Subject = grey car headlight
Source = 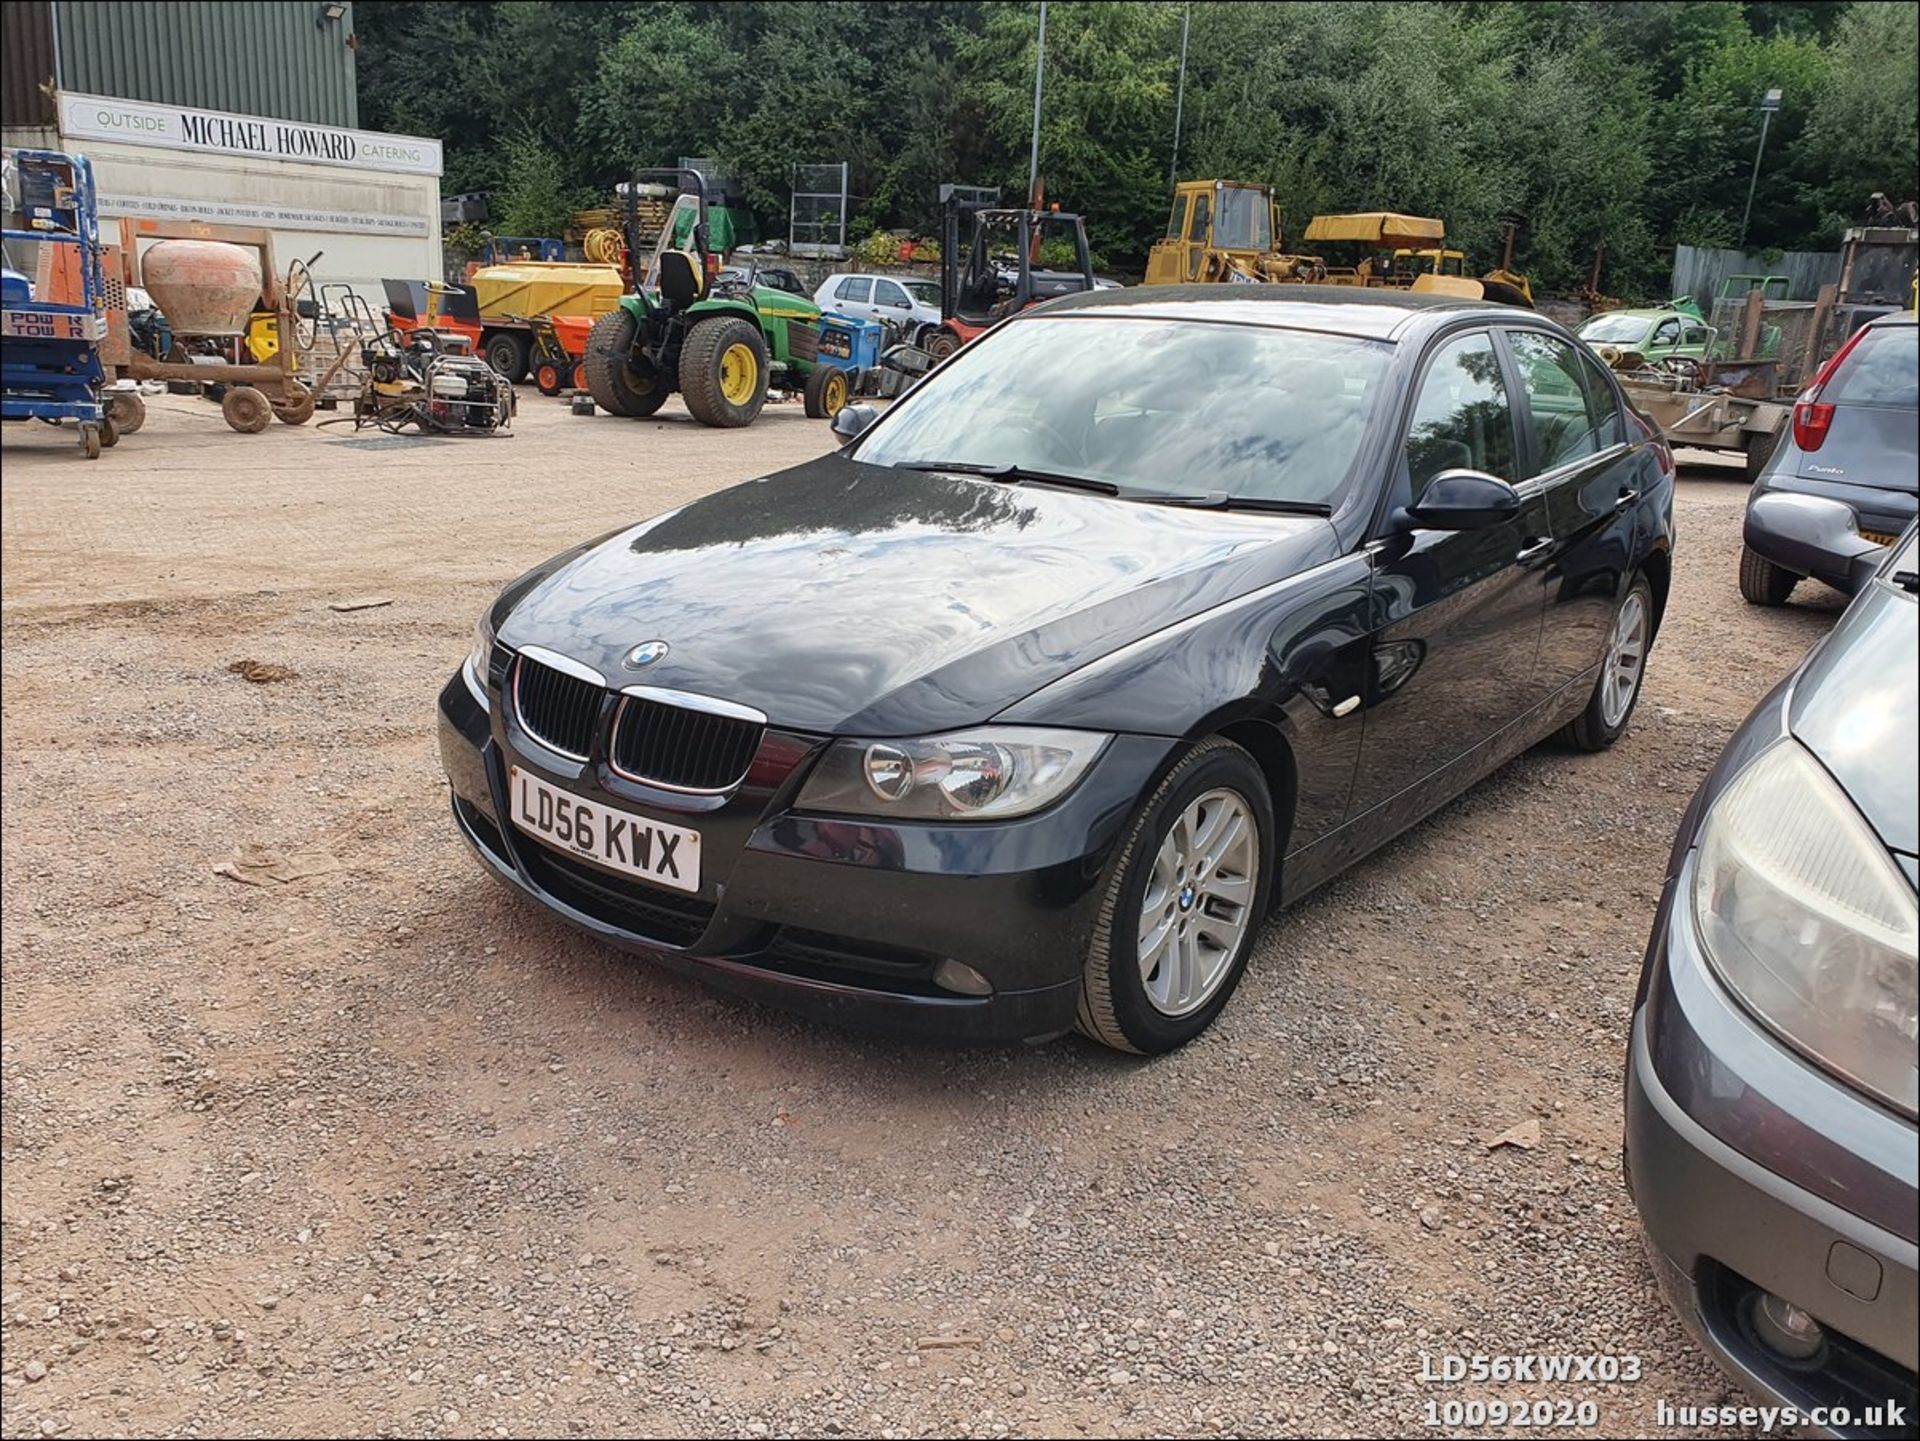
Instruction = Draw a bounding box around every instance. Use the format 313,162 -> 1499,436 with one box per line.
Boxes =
1691,739 -> 1919,1117
796,727 -> 1110,821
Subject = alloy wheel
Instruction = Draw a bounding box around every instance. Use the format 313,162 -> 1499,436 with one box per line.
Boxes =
1601,590 -> 1648,729
1137,788 -> 1259,1017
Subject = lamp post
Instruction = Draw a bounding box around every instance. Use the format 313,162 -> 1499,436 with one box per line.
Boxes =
1028,1 -> 1047,205
1169,3 -> 1190,191
1738,87 -> 1783,250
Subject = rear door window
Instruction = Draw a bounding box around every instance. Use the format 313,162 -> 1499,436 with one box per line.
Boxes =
838,277 -> 872,303
1826,325 -> 1919,409
1507,331 -> 1617,475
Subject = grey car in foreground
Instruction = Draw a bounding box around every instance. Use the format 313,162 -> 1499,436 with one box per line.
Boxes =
1742,313 -> 1917,606
1626,525 -> 1919,1438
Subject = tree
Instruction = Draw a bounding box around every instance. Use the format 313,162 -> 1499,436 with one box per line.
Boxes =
352,0 -> 1917,301
1795,1 -> 1920,238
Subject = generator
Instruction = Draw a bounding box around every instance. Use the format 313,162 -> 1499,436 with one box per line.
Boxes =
351,327 -> 514,437
805,312 -> 907,418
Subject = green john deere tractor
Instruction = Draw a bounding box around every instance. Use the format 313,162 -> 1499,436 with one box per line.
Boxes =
584,168 -> 823,427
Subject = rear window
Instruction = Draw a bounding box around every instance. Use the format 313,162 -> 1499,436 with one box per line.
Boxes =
1826,325 -> 1918,409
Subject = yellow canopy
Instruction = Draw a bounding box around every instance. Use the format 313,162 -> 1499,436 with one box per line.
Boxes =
1302,212 -> 1447,248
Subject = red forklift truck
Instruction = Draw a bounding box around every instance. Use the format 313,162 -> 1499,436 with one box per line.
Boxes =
918,187 -> 1097,361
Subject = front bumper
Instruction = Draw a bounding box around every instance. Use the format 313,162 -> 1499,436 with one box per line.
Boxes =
438,667 -> 1178,1043
1625,861 -> 1918,1438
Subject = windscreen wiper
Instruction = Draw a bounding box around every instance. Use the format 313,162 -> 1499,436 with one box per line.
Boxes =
892,460 -> 1120,495
1133,491 -> 1334,516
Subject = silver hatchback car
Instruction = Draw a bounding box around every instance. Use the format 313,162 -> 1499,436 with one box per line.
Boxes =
1626,525 -> 1918,1437
1742,313 -> 1918,605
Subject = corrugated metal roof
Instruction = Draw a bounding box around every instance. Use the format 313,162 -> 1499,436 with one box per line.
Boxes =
2,2 -> 58,127
52,0 -> 358,128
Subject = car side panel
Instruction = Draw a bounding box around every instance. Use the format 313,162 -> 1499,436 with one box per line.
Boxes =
994,552 -> 1374,869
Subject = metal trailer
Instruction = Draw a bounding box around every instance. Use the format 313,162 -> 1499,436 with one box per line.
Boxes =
1,149 -> 113,458
1617,360 -> 1792,483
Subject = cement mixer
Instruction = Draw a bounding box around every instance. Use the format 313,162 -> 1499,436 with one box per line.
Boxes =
110,218 -> 315,431
139,238 -> 261,336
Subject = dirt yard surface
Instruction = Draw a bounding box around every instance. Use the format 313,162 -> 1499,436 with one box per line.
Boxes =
2,398 -> 1846,1439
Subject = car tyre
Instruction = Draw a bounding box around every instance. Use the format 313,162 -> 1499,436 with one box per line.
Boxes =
1738,544 -> 1799,606
1076,738 -> 1275,1055
1558,575 -> 1654,751
1742,426 -> 1782,485
584,308 -> 669,418
679,316 -> 769,428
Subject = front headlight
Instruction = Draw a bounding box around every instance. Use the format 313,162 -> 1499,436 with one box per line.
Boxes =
465,609 -> 496,694
795,727 -> 1110,821
1691,739 -> 1918,1117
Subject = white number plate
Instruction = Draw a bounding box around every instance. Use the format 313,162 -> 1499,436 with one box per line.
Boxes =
508,766 -> 701,894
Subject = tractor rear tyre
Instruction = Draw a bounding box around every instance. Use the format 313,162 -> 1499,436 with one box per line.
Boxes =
103,391 -> 147,434
221,386 -> 273,434
803,364 -> 851,420
924,327 -> 961,361
679,316 -> 769,428
584,308 -> 669,418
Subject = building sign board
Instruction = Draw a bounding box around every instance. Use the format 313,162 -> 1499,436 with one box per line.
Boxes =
98,192 -> 432,238
58,92 -> 442,177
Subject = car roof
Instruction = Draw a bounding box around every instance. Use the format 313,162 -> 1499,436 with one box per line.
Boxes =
1867,311 -> 1918,328
1040,283 -> 1528,340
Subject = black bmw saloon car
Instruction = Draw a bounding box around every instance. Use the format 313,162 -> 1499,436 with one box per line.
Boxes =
439,285 -> 1676,1053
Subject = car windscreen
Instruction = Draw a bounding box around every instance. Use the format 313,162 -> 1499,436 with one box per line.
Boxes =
852,314 -> 1392,505
1579,313 -> 1653,345
1825,325 -> 1918,410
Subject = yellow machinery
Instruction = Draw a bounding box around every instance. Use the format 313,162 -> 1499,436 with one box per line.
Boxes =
467,260 -> 623,323
1293,213 -> 1534,304
1146,180 -> 1322,285
1299,213 -> 1448,287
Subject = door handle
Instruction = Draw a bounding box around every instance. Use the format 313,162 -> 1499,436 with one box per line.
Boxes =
1613,487 -> 1641,513
1516,537 -> 1554,565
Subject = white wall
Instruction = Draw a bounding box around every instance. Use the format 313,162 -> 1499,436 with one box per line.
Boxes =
56,134 -> 441,308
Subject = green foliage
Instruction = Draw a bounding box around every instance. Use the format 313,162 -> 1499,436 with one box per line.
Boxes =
491,130 -> 584,238
355,0 -> 1919,302
1795,2 -> 1920,238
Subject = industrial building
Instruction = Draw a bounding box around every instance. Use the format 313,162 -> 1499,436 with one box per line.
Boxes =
1,0 -> 440,300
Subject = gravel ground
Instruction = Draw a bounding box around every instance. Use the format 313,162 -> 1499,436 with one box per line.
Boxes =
1,396 -> 1849,1439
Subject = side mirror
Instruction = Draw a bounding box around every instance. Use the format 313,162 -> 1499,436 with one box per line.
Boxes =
831,403 -> 878,443
1401,470 -> 1521,531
